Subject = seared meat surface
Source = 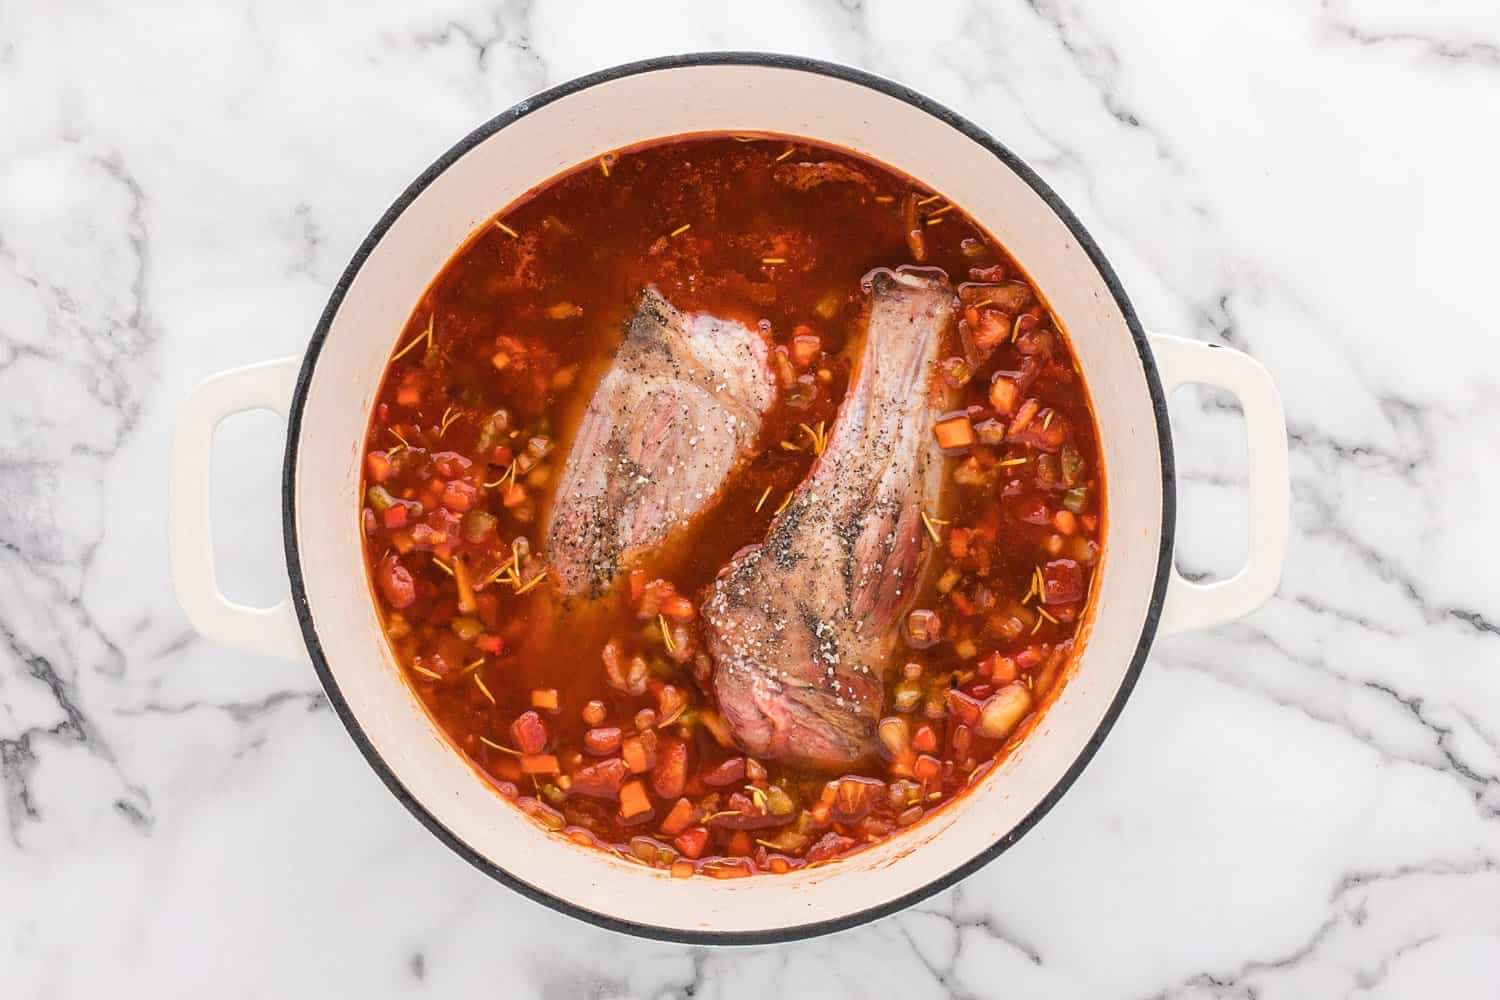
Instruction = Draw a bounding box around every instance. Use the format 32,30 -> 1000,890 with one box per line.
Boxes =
547,288 -> 775,597
703,268 -> 958,766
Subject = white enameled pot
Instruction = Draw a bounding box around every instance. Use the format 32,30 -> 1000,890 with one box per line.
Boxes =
168,54 -> 1289,943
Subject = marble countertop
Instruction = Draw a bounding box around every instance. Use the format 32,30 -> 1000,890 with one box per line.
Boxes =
4,1 -> 1498,996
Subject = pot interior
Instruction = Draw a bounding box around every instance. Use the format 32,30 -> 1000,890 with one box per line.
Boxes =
288,58 -> 1167,938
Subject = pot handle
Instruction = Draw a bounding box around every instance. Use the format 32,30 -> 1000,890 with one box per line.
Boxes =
1148,333 -> 1289,636
169,357 -> 306,660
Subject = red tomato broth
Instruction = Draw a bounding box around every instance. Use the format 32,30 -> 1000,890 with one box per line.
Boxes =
359,133 -> 1105,877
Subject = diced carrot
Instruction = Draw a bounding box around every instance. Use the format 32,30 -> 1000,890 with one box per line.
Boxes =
382,504 -> 407,529
670,860 -> 696,878
980,653 -> 1018,684
531,688 -> 559,712
706,860 -> 752,879
661,595 -> 696,621
913,754 -> 942,782
619,779 -> 652,820
950,590 -> 975,616
933,413 -> 975,451
949,528 -> 971,560
989,375 -> 1020,415
790,330 -> 821,366
622,735 -> 655,774
519,754 -> 559,775
476,634 -> 504,655
1007,398 -> 1040,438
1053,510 -> 1077,535
441,480 -> 477,512
366,452 -> 393,483
396,386 -> 421,407
629,570 -> 647,602
659,797 -> 695,835
673,826 -> 709,859
727,831 -> 753,856
501,482 -> 528,508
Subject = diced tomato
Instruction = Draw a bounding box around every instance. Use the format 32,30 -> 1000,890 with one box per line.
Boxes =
673,827 -> 709,859
661,595 -> 696,621
659,797 -> 695,836
913,724 -> 938,754
441,480 -> 477,512
629,570 -> 647,603
375,555 -> 415,609
652,739 -> 689,798
584,727 -> 622,756
944,689 -> 982,727
701,757 -> 746,787
382,504 -> 408,529
511,711 -> 549,754
571,758 -> 627,799
432,451 -> 473,478
1014,325 -> 1053,359
1015,646 -> 1045,671
971,309 -> 1009,349
476,634 -> 504,655
832,777 -> 883,824
619,780 -> 652,820
1012,409 -> 1069,452
950,590 -> 975,616
655,684 -> 687,725
1042,559 -> 1084,604
980,653 -> 1018,684
806,832 -> 856,863
1017,496 -> 1052,526
913,754 -> 942,782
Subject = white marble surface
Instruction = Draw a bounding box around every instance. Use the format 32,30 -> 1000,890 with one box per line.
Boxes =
3,0 -> 1498,996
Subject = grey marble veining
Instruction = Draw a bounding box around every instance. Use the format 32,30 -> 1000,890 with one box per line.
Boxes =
2,0 -> 1497,996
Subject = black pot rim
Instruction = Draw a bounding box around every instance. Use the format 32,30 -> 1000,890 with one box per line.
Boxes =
282,50 -> 1175,946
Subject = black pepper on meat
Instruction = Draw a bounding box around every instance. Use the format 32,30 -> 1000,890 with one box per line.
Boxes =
702,267 -> 958,767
